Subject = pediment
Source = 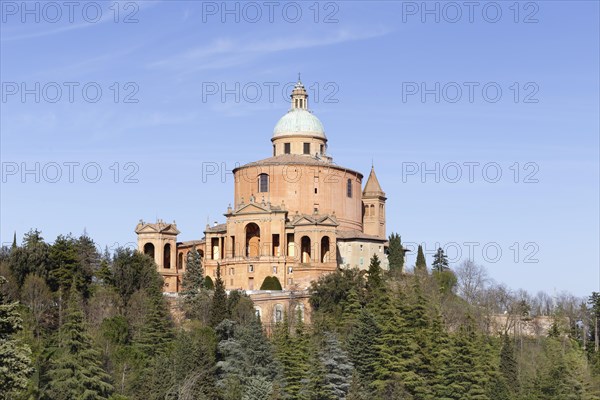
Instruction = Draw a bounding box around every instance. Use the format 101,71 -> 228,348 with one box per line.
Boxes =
135,223 -> 180,235
234,202 -> 270,214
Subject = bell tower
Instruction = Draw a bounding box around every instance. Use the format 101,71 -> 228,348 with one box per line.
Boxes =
135,219 -> 180,292
362,166 -> 387,239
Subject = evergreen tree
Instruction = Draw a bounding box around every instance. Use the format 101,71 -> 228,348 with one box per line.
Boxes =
340,288 -> 362,337
415,245 -> 427,273
9,229 -> 50,287
372,290 -> 426,398
216,316 -> 277,399
210,263 -> 229,327
387,233 -> 404,274
366,254 -> 384,300
347,309 -> 381,389
301,349 -> 336,400
0,276 -> 33,399
45,285 -> 114,400
319,332 -> 353,399
272,312 -> 310,399
181,248 -> 204,296
111,248 -> 162,306
499,333 -> 519,395
431,248 -> 449,273
435,320 -> 489,400
133,287 -> 173,358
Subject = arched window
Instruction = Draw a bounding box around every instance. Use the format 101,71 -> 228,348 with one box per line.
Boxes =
321,236 -> 330,263
164,243 -> 171,269
274,304 -> 284,323
177,252 -> 183,269
301,236 -> 311,263
258,173 -> 269,193
245,223 -> 260,257
346,179 -> 352,198
370,204 -> 375,217
143,243 -> 155,259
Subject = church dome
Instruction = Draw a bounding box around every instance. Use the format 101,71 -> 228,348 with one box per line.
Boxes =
273,108 -> 326,139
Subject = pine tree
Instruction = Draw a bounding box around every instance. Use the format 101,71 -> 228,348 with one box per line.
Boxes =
340,288 -> 362,337
347,309 -> 381,389
272,312 -> 309,399
415,245 -> 427,273
210,263 -> 229,327
182,248 -> 204,296
133,287 -> 173,358
0,276 -> 33,399
45,285 -> 114,400
372,290 -> 426,398
436,320 -> 489,400
387,233 -> 404,274
432,248 -> 449,273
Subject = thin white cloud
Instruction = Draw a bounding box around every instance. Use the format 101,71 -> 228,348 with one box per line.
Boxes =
1,1 -> 160,42
148,26 -> 392,72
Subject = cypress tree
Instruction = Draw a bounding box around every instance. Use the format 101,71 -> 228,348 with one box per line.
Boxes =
387,233 -> 405,274
366,254 -> 384,300
210,263 -> 229,327
415,245 -> 427,273
0,276 -> 33,399
499,333 -> 519,395
181,248 -> 204,296
45,285 -> 114,400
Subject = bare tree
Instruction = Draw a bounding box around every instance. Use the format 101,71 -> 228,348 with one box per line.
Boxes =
21,273 -> 54,339
455,260 -> 489,305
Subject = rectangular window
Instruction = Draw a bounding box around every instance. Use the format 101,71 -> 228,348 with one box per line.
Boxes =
320,144 -> 324,154
347,179 -> 353,198
284,143 -> 291,154
273,265 -> 277,274
231,236 -> 235,257
248,277 -> 254,290
248,264 -> 254,273
273,144 -> 276,156
314,188 -> 318,194
288,266 -> 293,274
272,234 -> 280,256
303,142 -> 310,154
288,278 -> 293,285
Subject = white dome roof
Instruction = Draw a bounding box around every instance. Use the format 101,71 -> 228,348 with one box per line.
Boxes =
273,109 -> 326,139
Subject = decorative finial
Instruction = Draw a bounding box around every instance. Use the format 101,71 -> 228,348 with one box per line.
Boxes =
298,72 -> 301,82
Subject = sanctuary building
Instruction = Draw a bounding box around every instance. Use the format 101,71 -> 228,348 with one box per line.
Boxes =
135,79 -> 390,321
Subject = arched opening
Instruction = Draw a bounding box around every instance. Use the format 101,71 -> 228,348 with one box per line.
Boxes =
347,178 -> 353,198
143,242 -> 155,259
258,173 -> 269,193
370,204 -> 375,217
301,236 -> 311,263
164,243 -> 171,268
321,236 -> 330,263
245,223 -> 260,258
274,304 -> 284,323
177,252 -> 183,269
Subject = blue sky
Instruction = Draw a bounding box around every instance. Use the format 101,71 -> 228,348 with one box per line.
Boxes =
1,1 -> 598,297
